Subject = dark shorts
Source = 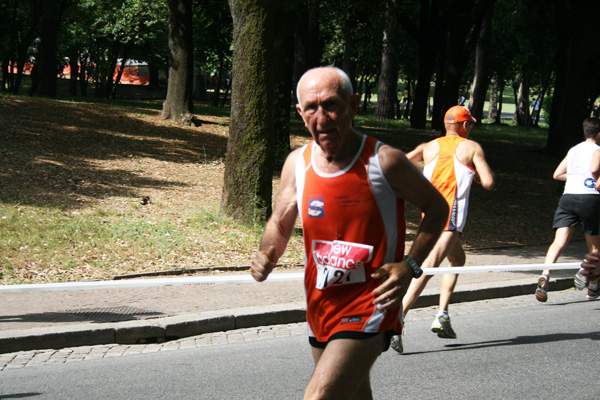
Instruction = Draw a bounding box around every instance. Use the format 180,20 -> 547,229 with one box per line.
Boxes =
552,194 -> 600,235
309,330 -> 395,352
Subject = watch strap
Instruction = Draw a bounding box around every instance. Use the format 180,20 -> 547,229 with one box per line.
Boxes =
403,255 -> 423,278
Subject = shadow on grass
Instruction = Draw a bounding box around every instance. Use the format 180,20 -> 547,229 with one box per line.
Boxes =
0,95 -> 228,210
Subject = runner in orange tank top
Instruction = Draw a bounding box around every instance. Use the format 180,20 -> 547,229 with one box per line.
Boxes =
251,67 -> 448,399
390,106 -> 495,354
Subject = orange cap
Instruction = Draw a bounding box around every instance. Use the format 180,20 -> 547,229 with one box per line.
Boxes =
444,106 -> 477,124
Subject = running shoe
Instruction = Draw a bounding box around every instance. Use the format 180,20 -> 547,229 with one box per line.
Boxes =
390,318 -> 405,354
574,271 -> 589,291
431,314 -> 456,339
586,286 -> 599,300
535,276 -> 549,302
390,334 -> 403,354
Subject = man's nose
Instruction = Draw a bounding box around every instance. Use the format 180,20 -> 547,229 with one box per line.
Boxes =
315,105 -> 329,123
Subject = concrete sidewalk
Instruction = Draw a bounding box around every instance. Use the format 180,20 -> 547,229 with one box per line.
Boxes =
0,242 -> 588,354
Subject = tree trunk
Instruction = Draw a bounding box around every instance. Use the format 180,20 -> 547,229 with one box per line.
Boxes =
271,4 -> 296,171
103,43 -> 117,98
29,0 -> 67,97
193,71 -> 208,101
532,74 -> 553,126
211,53 -> 221,106
148,64 -> 160,88
405,0 -> 443,130
293,0 -> 320,86
431,50 -> 446,131
488,75 -> 497,121
79,55 -> 89,97
468,4 -> 493,125
374,0 -> 400,120
222,0 -> 277,222
110,55 -> 128,100
68,55 -> 79,96
515,72 -> 530,127
342,7 -> 359,90
161,0 -> 194,124
546,2 -> 600,155
402,79 -> 413,120
434,0 -> 492,130
495,75 -> 505,125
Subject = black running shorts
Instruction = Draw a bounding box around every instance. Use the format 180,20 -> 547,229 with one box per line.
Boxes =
552,193 -> 600,235
309,329 -> 395,352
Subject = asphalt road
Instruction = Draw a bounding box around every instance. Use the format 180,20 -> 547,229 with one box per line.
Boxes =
1,289 -> 598,399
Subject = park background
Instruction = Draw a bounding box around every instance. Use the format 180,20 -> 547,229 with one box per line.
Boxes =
1,0 -> 599,284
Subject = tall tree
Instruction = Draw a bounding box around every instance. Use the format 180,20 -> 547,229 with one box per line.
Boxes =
1,0 -> 41,94
222,0 -> 277,222
468,3 -> 492,125
374,0 -> 400,120
29,0 -> 69,97
271,1 -> 297,170
546,1 -> 600,155
400,0 -> 445,129
161,0 -> 194,124
431,0 -> 492,130
293,0 -> 320,85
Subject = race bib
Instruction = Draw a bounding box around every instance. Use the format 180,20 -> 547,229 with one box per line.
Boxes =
312,240 -> 372,290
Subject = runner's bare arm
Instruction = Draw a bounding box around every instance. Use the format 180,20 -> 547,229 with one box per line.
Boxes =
250,149 -> 300,282
591,149 -> 600,182
406,143 -> 425,164
371,145 -> 448,310
553,156 -> 568,181
471,142 -> 495,190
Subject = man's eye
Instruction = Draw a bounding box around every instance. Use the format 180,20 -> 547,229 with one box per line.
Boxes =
324,101 -> 338,111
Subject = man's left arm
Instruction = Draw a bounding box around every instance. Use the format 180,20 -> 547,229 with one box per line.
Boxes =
471,142 -> 495,190
371,145 -> 448,311
581,253 -> 600,279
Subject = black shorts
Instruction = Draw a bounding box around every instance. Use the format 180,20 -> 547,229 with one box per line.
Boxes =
309,330 -> 395,352
552,194 -> 600,235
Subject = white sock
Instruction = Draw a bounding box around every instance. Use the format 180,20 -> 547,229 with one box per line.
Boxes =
589,282 -> 599,290
437,310 -> 449,319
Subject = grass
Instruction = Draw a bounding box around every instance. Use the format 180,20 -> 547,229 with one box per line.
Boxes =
471,123 -> 549,147
0,200 -> 291,284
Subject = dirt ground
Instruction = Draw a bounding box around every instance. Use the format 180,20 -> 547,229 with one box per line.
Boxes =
0,87 -> 573,282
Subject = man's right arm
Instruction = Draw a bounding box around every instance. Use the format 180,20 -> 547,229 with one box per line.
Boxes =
553,156 -> 568,181
250,149 -> 300,282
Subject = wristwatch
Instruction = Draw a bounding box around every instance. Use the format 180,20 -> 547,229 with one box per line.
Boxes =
403,255 -> 423,278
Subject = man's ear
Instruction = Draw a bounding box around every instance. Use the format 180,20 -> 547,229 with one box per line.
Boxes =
296,104 -> 308,128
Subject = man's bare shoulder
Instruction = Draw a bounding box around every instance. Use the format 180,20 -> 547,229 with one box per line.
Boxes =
377,143 -> 407,161
283,145 -> 306,165
457,137 -> 485,153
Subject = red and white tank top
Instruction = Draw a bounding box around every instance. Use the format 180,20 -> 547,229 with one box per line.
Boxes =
295,134 -> 405,342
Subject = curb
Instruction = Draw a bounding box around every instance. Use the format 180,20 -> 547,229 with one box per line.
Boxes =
0,279 -> 574,354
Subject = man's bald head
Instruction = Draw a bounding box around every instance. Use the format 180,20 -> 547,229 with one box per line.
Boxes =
296,67 -> 353,110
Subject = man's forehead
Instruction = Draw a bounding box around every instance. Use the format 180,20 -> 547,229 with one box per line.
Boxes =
301,70 -> 340,91
300,76 -> 342,101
